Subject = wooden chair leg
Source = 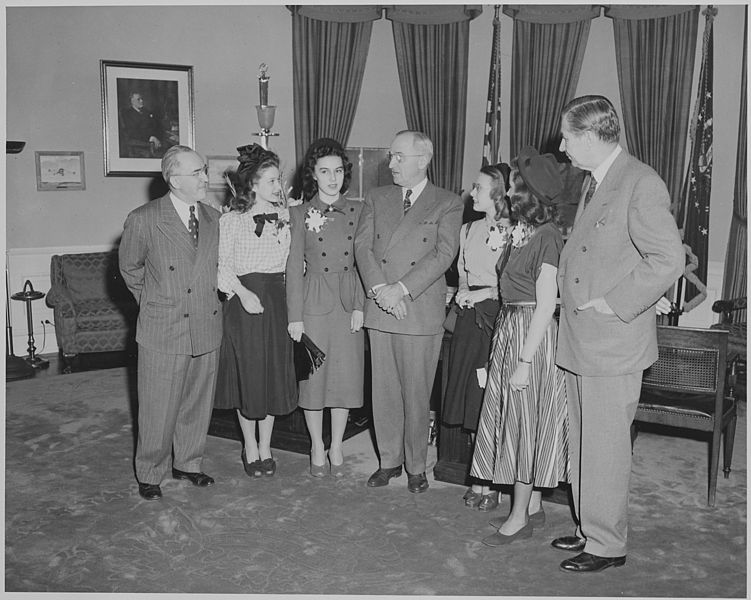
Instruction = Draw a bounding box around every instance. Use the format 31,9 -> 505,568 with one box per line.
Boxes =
708,424 -> 722,507
723,414 -> 738,478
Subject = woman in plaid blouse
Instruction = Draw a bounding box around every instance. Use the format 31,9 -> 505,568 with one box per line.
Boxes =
214,144 -> 298,478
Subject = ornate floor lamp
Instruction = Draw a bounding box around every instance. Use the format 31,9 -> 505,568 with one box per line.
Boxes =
5,272 -> 35,380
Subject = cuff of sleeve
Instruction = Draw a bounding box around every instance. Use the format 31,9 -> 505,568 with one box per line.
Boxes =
398,280 -> 409,298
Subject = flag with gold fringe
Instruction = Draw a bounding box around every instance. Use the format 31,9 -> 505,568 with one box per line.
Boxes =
679,5 -> 716,311
482,5 -> 502,167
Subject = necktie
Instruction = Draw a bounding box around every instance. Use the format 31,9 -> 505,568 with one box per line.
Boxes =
253,212 -> 278,237
188,205 -> 199,248
583,175 -> 597,209
403,189 -> 413,214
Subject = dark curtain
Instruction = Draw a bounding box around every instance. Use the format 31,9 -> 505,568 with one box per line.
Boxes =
504,4 -> 600,157
606,5 -> 699,208
290,6 -> 377,163
722,9 -> 747,320
388,6 -> 482,194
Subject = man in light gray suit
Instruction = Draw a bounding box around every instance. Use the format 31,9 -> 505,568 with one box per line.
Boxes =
553,96 -> 684,572
355,130 -> 462,493
119,145 -> 223,500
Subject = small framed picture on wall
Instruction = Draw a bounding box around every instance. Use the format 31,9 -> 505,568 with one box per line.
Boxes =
207,155 -> 238,191
100,60 -> 194,176
35,151 -> 86,191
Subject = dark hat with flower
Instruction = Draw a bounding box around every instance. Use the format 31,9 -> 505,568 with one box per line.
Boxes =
517,145 -> 565,205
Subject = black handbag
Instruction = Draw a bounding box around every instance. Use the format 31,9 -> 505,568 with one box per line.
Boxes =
293,333 -> 326,381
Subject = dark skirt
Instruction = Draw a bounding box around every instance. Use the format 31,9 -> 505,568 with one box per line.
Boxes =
214,272 -> 298,419
442,297 -> 500,431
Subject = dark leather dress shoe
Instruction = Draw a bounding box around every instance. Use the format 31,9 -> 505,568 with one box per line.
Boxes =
551,535 -> 586,552
407,472 -> 429,493
172,468 -> 214,487
138,483 -> 162,500
560,552 -> 626,573
367,466 -> 403,487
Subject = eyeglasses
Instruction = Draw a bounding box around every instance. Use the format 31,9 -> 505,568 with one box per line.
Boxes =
174,165 -> 209,177
387,152 -> 424,164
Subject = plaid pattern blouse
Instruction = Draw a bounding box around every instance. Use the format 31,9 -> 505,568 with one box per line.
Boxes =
218,205 -> 292,298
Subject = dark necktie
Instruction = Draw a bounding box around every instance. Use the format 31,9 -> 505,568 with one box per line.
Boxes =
583,175 -> 597,209
403,189 -> 413,214
188,205 -> 199,248
253,212 -> 278,237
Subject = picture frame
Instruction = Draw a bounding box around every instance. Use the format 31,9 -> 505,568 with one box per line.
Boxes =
207,155 -> 238,191
100,60 -> 194,176
35,151 -> 86,191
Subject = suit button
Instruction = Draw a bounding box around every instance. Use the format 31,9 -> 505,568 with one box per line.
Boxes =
573,309 -> 578,315
349,222 -> 354,226
344,266 -> 349,271
324,267 -> 329,272
319,237 -> 323,242
411,261 -> 416,266
423,238 -> 427,242
382,259 -> 387,264
187,288 -> 192,293
574,278 -> 579,284
169,266 -> 175,271
322,252 -> 327,257
582,246 -> 587,252
377,234 -> 380,239
184,313 -> 189,318
348,235 -> 352,240
344,251 -> 349,256
213,310 -> 217,315
350,207 -> 355,212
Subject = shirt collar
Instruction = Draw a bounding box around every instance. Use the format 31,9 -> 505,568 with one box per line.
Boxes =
170,192 -> 197,225
311,194 -> 345,213
591,144 -> 622,185
402,177 -> 428,202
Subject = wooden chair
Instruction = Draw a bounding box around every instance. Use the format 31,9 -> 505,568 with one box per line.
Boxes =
633,325 -> 738,507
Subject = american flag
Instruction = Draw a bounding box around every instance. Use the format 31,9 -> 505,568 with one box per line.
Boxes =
680,6 -> 716,310
482,5 -> 502,167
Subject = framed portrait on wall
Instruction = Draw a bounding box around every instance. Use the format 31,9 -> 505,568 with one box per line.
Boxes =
206,155 -> 238,191
100,60 -> 194,176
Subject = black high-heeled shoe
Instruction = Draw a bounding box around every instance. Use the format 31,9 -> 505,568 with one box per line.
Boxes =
241,449 -> 263,478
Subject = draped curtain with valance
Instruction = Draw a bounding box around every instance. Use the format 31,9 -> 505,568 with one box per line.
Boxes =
605,5 -> 699,208
504,4 -> 599,157
388,5 -> 481,194
290,5 -> 378,164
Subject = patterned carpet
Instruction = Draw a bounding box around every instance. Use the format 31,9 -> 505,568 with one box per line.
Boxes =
4,367 -> 747,596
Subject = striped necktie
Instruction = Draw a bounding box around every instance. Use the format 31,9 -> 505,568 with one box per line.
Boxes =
583,175 -> 597,209
403,188 -> 413,214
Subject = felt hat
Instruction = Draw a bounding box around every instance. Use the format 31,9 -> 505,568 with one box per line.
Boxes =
517,145 -> 565,205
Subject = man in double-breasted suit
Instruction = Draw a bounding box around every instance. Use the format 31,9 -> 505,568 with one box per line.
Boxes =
119,145 -> 223,500
355,130 -> 462,493
553,96 -> 684,572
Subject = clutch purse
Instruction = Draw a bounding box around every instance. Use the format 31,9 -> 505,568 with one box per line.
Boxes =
293,333 -> 326,381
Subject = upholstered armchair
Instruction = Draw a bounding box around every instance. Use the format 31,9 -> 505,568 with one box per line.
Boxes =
46,251 -> 138,373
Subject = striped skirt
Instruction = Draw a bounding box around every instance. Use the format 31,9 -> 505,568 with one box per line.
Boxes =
470,303 -> 569,488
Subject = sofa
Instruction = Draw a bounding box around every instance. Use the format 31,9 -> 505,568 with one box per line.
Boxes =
46,251 -> 138,373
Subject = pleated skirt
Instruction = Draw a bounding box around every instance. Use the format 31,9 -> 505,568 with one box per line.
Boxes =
214,272 -> 298,419
442,298 -> 500,431
470,304 -> 569,488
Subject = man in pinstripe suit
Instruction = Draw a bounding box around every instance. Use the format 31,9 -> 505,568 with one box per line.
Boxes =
119,145 -> 223,500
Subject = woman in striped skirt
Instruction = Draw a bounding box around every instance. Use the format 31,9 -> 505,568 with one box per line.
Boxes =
470,146 -> 568,546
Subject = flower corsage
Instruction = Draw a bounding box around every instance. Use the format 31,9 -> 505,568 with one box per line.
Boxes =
305,207 -> 327,233
510,223 -> 535,248
486,225 -> 509,252
273,211 -> 291,245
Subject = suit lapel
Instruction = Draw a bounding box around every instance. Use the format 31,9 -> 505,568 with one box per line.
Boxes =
156,195 -> 197,257
570,151 -> 628,240
386,183 -> 434,253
